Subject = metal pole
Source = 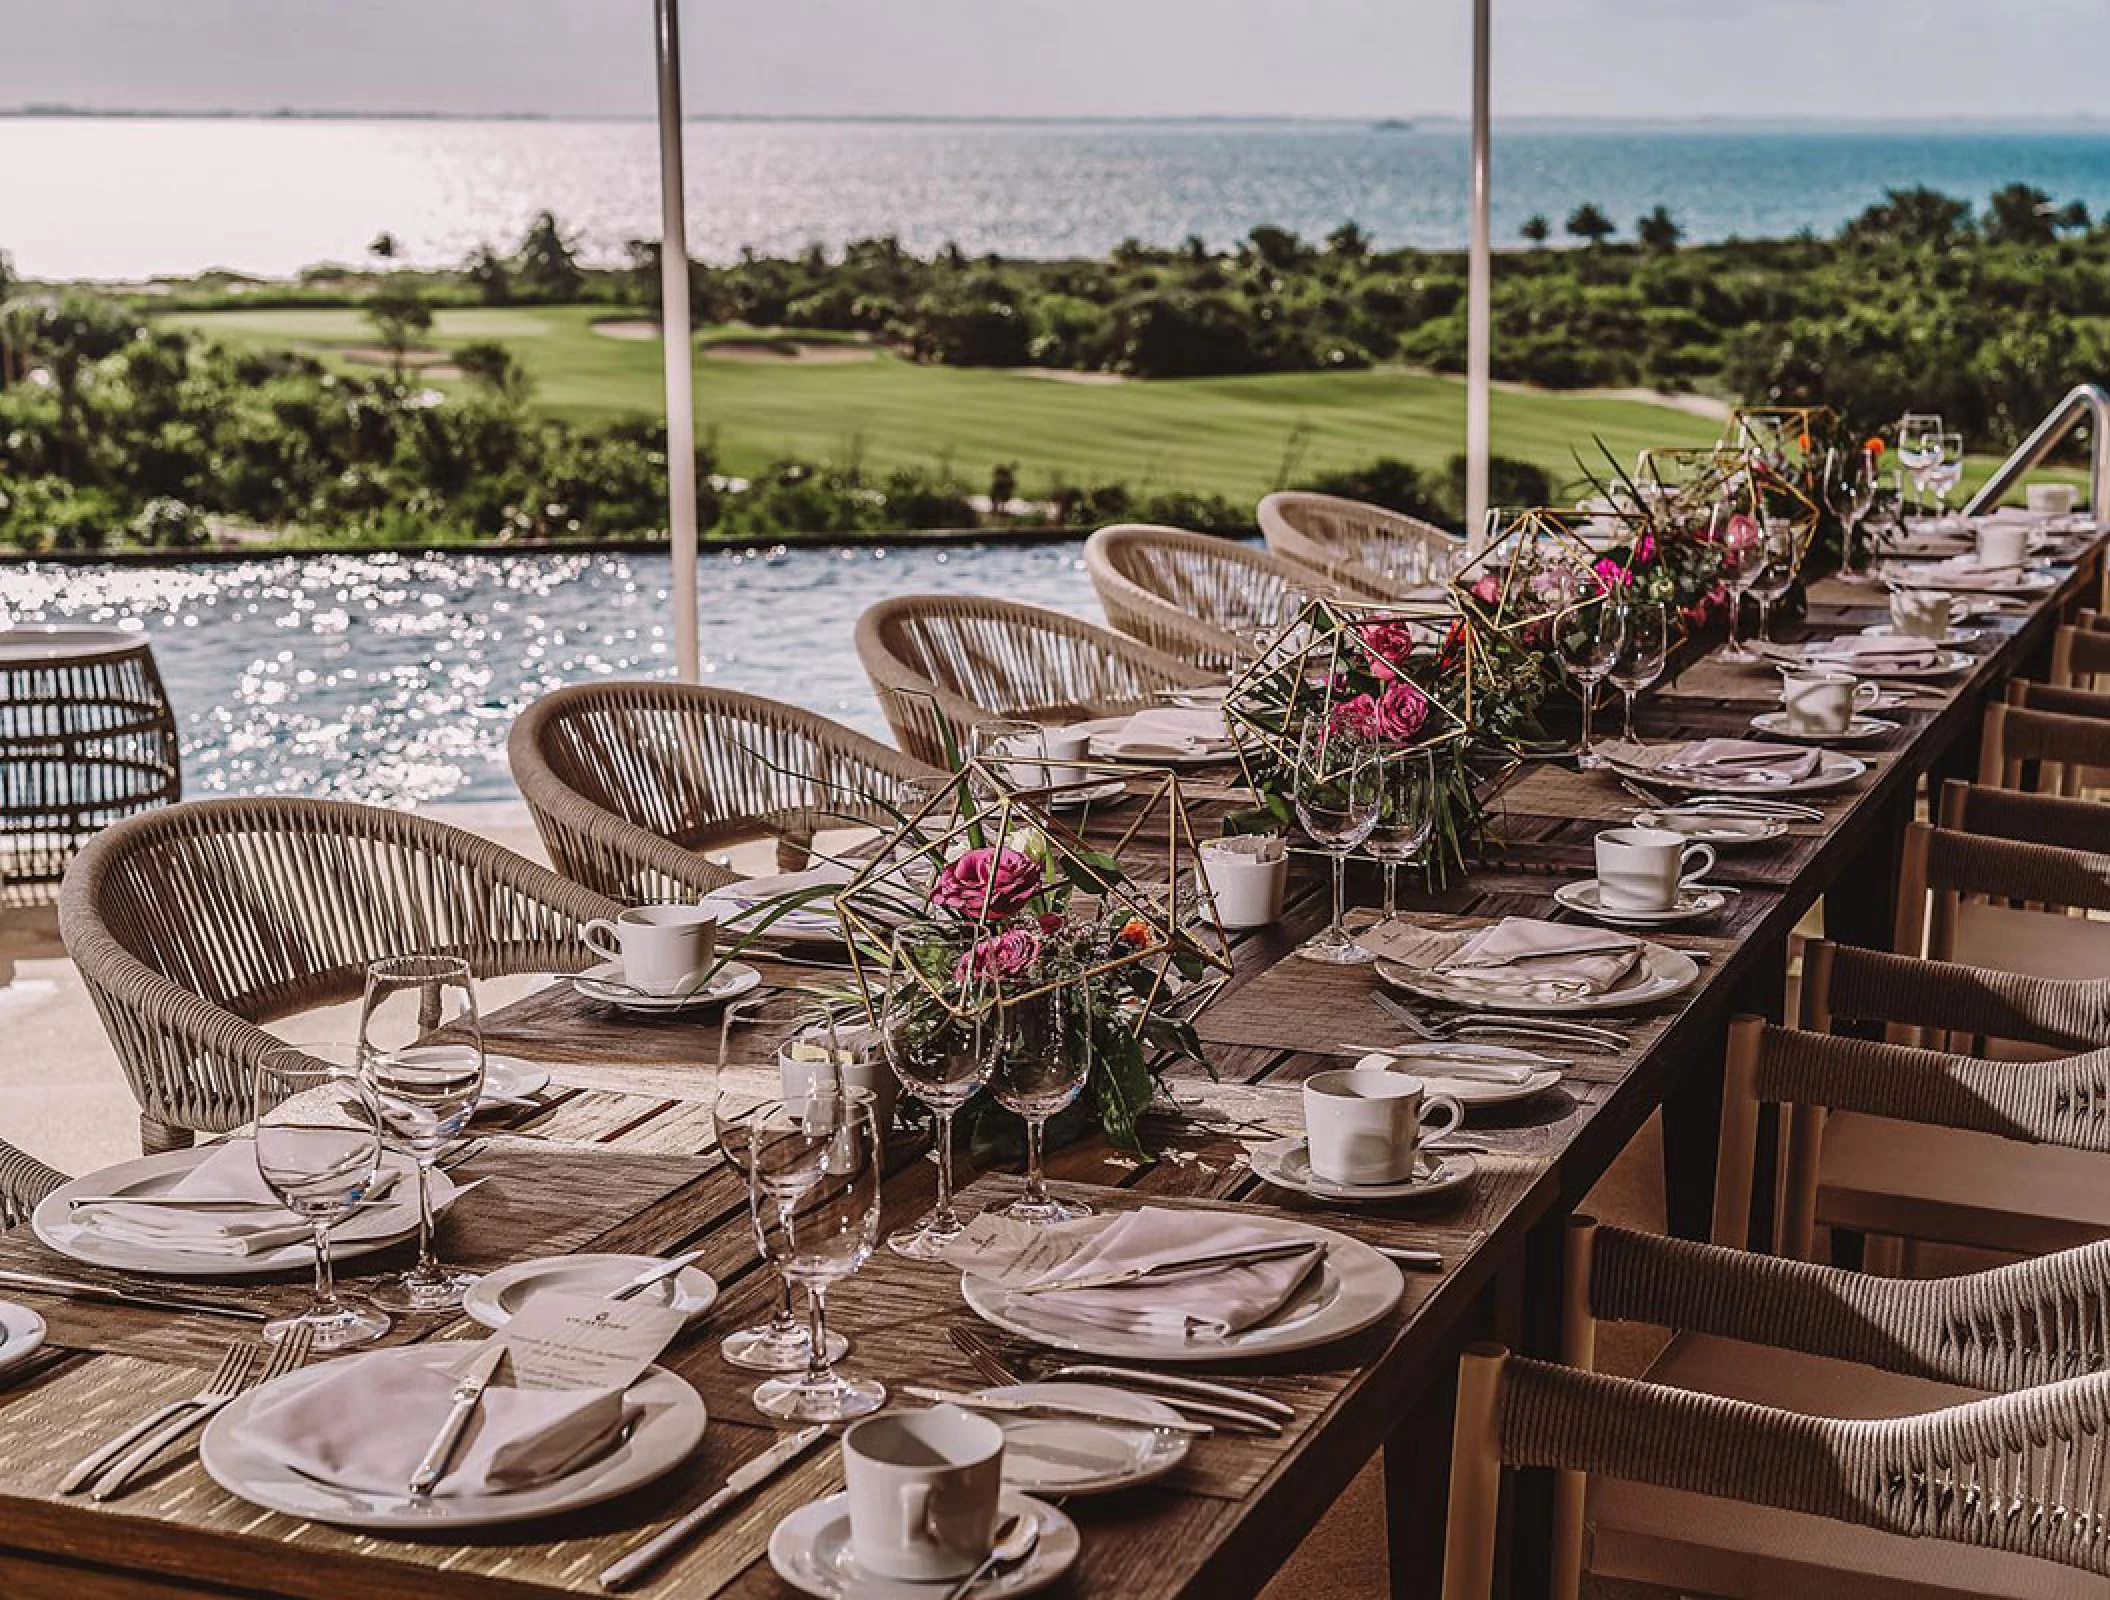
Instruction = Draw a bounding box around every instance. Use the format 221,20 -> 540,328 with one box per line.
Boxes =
654,0 -> 701,682
1464,0 -> 1492,550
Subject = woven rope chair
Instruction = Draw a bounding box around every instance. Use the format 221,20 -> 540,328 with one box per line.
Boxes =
509,682 -> 944,900
2050,622 -> 2110,692
0,1136 -> 64,1230
1082,523 -> 1342,670
1937,777 -> 2110,856
854,594 -> 1213,769
60,798 -> 618,1154
1979,697 -> 2110,798
1255,490 -> 1462,601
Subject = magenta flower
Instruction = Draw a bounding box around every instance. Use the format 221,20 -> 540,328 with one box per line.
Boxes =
931,846 -> 1043,920
1469,574 -> 1502,606
952,926 -> 1042,986
1592,556 -> 1634,589
1328,682 -> 1429,746
1636,533 -> 1659,564
1358,620 -> 1418,681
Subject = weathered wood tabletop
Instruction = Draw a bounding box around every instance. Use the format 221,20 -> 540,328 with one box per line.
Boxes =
0,542 -> 2098,1600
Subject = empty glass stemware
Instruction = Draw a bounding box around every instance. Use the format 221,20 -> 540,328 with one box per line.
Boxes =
1366,748 -> 1437,921
1714,508 -> 1765,662
1750,517 -> 1799,644
1608,599 -> 1669,743
1922,431 -> 1965,524
1824,445 -> 1881,579
989,981 -> 1094,1226
1292,718 -> 1381,964
358,954 -> 483,1314
969,718 -> 1040,797
747,1090 -> 887,1423
252,1046 -> 390,1350
880,924 -> 995,1257
1557,570 -> 1622,769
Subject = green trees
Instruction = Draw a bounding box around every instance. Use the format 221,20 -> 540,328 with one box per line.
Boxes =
1520,214 -> 1550,247
1843,186 -> 1973,248
516,210 -> 584,301
1983,183 -> 2058,246
1565,204 -> 1616,246
1636,206 -> 1683,252
452,340 -> 532,404
364,285 -> 433,379
464,246 -> 513,306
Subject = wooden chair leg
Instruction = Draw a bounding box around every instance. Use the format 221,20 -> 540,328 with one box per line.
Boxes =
1779,1101 -> 1824,1262
1550,1220 -> 1596,1600
1711,1015 -> 1764,1250
1442,1345 -> 1509,1600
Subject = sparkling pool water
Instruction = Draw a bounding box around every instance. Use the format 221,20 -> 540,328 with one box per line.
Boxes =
0,544 -> 1098,805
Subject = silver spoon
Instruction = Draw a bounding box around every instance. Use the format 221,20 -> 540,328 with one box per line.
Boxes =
945,1511 -> 1039,1600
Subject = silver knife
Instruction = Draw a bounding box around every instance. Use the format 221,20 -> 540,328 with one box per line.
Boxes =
408,1341 -> 507,1496
1013,1238 -> 1320,1296
901,1384 -> 1219,1438
0,1268 -> 267,1323
608,1249 -> 707,1303
597,1425 -> 828,1590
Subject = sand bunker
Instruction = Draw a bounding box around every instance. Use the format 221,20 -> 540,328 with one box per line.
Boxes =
591,320 -> 663,341
701,338 -> 877,364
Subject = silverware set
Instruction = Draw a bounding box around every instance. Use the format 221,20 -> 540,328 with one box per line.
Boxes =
949,1325 -> 1290,1436
1374,991 -> 1628,1053
0,1267 -> 268,1323
1616,777 -> 1825,822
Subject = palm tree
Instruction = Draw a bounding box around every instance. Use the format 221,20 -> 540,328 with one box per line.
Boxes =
1520,215 -> 1550,248
1636,205 -> 1683,252
1565,204 -> 1616,247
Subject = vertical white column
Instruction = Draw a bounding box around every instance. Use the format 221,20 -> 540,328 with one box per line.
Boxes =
655,0 -> 701,682
1465,0 -> 1493,550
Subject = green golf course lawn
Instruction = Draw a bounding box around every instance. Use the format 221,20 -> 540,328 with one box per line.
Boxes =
164,303 -> 1726,499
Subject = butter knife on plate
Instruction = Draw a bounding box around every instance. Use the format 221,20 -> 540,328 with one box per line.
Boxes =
598,1425 -> 829,1590
408,1341 -> 506,1496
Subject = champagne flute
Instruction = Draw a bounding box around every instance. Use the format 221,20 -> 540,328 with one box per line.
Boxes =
1558,569 -> 1622,769
715,992 -> 847,1370
1750,516 -> 1799,644
880,923 -> 995,1257
1367,748 -> 1436,921
747,1089 -> 886,1423
1608,599 -> 1668,743
358,954 -> 482,1314
1292,717 -> 1381,964
252,1046 -> 390,1350
989,981 -> 1094,1226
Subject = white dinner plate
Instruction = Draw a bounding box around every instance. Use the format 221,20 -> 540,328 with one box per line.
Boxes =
1882,563 -> 2059,595
571,959 -> 761,1014
462,1252 -> 719,1330
1551,879 -> 1728,927
1045,778 -> 1130,809
1248,1138 -> 1477,1205
200,1344 -> 706,1531
1070,715 -> 1234,769
1790,648 -> 1973,682
1604,747 -> 1866,797
1748,711 -> 1898,746
978,1382 -> 1191,1495
770,1490 -> 1079,1600
1354,1044 -> 1564,1106
0,1299 -> 48,1377
1375,940 -> 1700,1016
1629,809 -> 1790,848
960,1213 -> 1402,1363
34,1147 -> 448,1279
1860,623 -> 1983,646
480,1056 -> 551,1110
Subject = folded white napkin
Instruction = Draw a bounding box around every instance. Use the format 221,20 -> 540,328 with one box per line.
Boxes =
1095,708 -> 1233,760
1799,635 -> 1941,671
77,1141 -> 397,1258
1006,1208 -> 1320,1343
1664,738 -> 1821,786
1433,918 -> 1641,1000
243,1355 -> 629,1497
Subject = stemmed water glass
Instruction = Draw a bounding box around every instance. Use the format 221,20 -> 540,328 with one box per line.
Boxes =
1749,517 -> 1799,645
989,981 -> 1094,1226
1366,748 -> 1437,922
1824,445 -> 1881,579
1896,413 -> 1944,514
715,992 -> 849,1369
1608,599 -> 1668,743
1922,432 -> 1965,524
252,1046 -> 391,1350
358,954 -> 483,1314
879,924 -> 995,1258
1714,508 -> 1766,662
969,718 -> 1040,797
747,1088 -> 886,1422
1557,570 -> 1622,769
1291,718 -> 1381,964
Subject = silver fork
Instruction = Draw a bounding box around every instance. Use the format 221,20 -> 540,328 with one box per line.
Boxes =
61,1339 -> 254,1494
90,1325 -> 314,1501
1375,991 -> 1627,1051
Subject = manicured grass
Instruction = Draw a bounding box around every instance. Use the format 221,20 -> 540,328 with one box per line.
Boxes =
164,304 -> 1725,499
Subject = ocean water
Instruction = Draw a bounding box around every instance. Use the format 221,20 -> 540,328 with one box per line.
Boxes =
0,545 -> 1098,805
7,117 -> 2110,281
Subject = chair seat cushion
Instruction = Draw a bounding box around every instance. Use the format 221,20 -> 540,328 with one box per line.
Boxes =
1587,1333 -> 2105,1598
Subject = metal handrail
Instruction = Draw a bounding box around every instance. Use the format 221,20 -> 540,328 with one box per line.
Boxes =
1961,382 -> 2110,515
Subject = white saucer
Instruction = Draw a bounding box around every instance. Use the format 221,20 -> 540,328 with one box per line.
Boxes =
462,1252 -> 720,1330
1045,778 -> 1129,809
1749,711 -> 1898,746
1248,1137 -> 1477,1204
1860,623 -> 1982,646
479,1056 -> 551,1111
571,960 -> 761,1013
1629,809 -> 1789,848
978,1382 -> 1190,1495
0,1299 -> 48,1377
1354,1045 -> 1564,1107
769,1490 -> 1080,1599
1551,880 -> 1727,927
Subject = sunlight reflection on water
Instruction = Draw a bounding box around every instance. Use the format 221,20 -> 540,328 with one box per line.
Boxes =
0,544 -> 1095,805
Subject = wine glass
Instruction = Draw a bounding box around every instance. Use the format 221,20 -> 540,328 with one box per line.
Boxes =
989,981 -> 1094,1226
747,1089 -> 886,1422
1608,599 -> 1668,743
1896,413 -> 1943,514
1749,517 -> 1799,644
1922,432 -> 1965,525
1557,569 -> 1622,769
969,718 -> 1039,797
880,924 -> 995,1258
715,992 -> 849,1370
1292,717 -> 1381,964
358,955 -> 483,1314
1824,446 -> 1881,580
1366,748 -> 1436,921
252,1046 -> 391,1350
1714,508 -> 1765,662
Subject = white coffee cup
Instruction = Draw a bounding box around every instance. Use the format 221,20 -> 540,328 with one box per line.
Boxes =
1038,724 -> 1092,789
1779,670 -> 1881,736
1303,1069 -> 1463,1186
1196,842 -> 1288,929
779,1029 -> 899,1132
1593,826 -> 1717,913
1976,522 -> 2029,571
2028,483 -> 2077,516
581,904 -> 718,995
1888,587 -> 1953,640
844,1406 -> 1005,1581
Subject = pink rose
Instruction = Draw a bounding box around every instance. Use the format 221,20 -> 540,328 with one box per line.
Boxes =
1368,681 -> 1431,743
1469,575 -> 1501,606
1358,620 -> 1417,681
1592,556 -> 1633,589
1329,694 -> 1379,741
953,926 -> 1041,985
931,846 -> 1043,920
1636,533 -> 1658,564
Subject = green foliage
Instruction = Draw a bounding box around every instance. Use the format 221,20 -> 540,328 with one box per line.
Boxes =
1636,205 -> 1683,252
515,210 -> 584,302
364,285 -> 432,378
1566,203 -> 1617,245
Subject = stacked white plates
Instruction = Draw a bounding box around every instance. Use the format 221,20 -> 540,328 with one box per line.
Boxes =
1551,879 -> 1727,927
1248,1138 -> 1476,1205
1376,941 -> 1701,1015
571,960 -> 761,1014
1747,711 -> 1898,746
1604,746 -> 1865,797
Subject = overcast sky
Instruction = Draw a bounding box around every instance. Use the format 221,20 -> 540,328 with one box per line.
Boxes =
4,0 -> 2106,122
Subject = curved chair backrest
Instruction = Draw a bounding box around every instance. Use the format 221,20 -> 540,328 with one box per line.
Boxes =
61,798 -> 616,1150
1083,523 -> 1337,670
1256,491 -> 1460,601
0,1136 -> 64,1231
2050,622 -> 2110,690
510,682 -> 946,899
1937,776 -> 2110,855
854,593 -> 1212,768
1979,698 -> 2110,796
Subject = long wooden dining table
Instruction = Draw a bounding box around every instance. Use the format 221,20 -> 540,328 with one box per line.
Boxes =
0,533 -> 2101,1600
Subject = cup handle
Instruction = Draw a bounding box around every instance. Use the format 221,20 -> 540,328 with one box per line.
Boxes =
901,1481 -> 937,1547
1853,682 -> 1883,710
581,918 -> 621,964
1419,1093 -> 1465,1143
1678,843 -> 1718,883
